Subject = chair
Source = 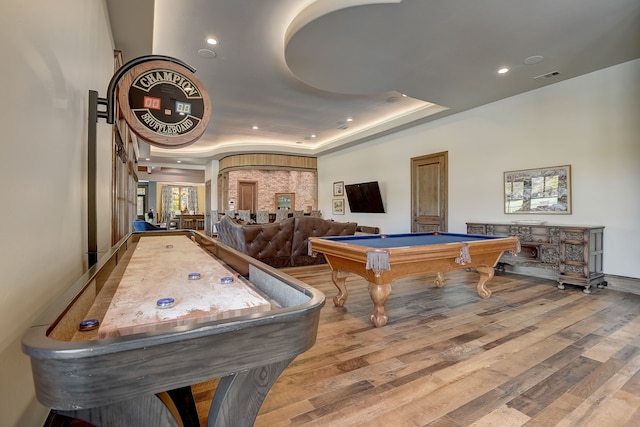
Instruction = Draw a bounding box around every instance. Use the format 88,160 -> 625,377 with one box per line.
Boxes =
310,210 -> 322,217
196,218 -> 205,229
238,210 -> 251,222
225,210 -> 235,219
293,210 -> 304,217
210,210 -> 218,234
274,209 -> 289,222
255,210 -> 270,224
182,218 -> 194,229
133,220 -> 167,232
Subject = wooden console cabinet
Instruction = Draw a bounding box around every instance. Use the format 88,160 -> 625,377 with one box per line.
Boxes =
466,222 -> 606,293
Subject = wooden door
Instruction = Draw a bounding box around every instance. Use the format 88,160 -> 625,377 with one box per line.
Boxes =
411,152 -> 448,232
237,181 -> 257,212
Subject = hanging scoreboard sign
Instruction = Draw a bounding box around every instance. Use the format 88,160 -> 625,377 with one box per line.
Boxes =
117,60 -> 211,148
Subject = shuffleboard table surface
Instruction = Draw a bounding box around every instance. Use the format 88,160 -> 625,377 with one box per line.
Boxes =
99,235 -> 272,338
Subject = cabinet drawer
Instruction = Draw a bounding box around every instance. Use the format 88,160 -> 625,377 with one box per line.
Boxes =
560,228 -> 588,242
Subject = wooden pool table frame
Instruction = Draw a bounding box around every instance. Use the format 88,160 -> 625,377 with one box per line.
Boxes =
309,232 -> 519,327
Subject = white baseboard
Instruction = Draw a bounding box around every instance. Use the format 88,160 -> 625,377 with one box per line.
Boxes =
605,274 -> 640,295
499,264 -> 640,296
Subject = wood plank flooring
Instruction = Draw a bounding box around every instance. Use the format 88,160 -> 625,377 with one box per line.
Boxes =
192,265 -> 640,426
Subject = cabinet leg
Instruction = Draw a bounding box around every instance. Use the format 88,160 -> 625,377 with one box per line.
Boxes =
557,282 -> 565,290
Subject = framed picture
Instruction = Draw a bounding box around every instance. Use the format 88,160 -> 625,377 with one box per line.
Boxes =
332,199 -> 345,215
504,165 -> 571,214
333,181 -> 344,196
275,192 -> 294,211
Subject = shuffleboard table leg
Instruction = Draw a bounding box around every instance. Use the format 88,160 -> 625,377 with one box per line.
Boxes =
368,282 -> 391,327
163,386 -> 200,427
475,265 -> 494,299
207,358 -> 294,427
331,270 -> 351,307
56,393 -> 179,426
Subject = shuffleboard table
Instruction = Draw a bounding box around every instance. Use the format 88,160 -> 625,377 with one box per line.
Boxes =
309,232 -> 519,327
22,230 -> 325,427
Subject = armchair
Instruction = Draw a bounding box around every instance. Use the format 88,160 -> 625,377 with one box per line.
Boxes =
133,220 -> 167,232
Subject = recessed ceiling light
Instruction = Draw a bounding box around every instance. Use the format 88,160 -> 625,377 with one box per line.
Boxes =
206,38 -> 217,45
177,160 -> 182,163
145,158 -> 150,161
346,118 -> 353,122
498,67 -> 510,74
311,134 -> 316,138
252,125 -> 259,130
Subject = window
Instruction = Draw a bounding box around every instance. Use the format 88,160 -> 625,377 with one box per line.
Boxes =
161,185 -> 198,220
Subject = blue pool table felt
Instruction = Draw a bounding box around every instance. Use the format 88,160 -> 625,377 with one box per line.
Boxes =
322,232 -> 503,249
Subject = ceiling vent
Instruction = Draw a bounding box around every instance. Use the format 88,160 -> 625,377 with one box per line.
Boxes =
534,70 -> 561,81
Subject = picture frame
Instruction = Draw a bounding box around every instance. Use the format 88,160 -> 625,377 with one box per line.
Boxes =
504,165 -> 571,214
333,181 -> 344,197
275,192 -> 294,211
332,199 -> 345,215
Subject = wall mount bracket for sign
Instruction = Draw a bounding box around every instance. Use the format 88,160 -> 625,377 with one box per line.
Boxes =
93,55 -> 197,125
86,55 -> 208,267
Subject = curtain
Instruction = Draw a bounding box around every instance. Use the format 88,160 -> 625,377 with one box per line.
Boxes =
188,187 -> 198,213
161,186 -> 173,224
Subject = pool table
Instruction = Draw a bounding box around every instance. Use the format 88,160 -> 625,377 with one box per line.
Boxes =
309,232 -> 519,327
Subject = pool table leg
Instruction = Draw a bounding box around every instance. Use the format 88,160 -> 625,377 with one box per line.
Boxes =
475,265 -> 494,299
368,282 -> 391,327
331,270 -> 351,306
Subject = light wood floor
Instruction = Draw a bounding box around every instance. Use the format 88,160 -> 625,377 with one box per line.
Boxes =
193,265 -> 640,427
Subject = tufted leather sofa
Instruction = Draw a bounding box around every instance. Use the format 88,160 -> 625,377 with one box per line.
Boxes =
216,215 -> 358,268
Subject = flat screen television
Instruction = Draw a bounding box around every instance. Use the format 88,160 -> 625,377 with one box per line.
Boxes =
345,181 -> 385,213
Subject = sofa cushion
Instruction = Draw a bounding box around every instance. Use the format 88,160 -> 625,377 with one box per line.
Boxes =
216,215 -> 358,268
291,216 -> 358,266
217,216 -> 295,267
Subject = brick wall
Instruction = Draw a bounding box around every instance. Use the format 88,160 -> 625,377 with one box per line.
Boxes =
227,169 -> 317,212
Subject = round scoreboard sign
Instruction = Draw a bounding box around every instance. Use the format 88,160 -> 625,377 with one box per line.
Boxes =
117,60 -> 211,148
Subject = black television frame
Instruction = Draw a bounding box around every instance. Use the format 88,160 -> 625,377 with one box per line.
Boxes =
344,181 -> 385,213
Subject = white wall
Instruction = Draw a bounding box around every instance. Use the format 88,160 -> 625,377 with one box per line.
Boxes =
319,59 -> 640,279
206,159 -> 220,211
0,1 -> 115,425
